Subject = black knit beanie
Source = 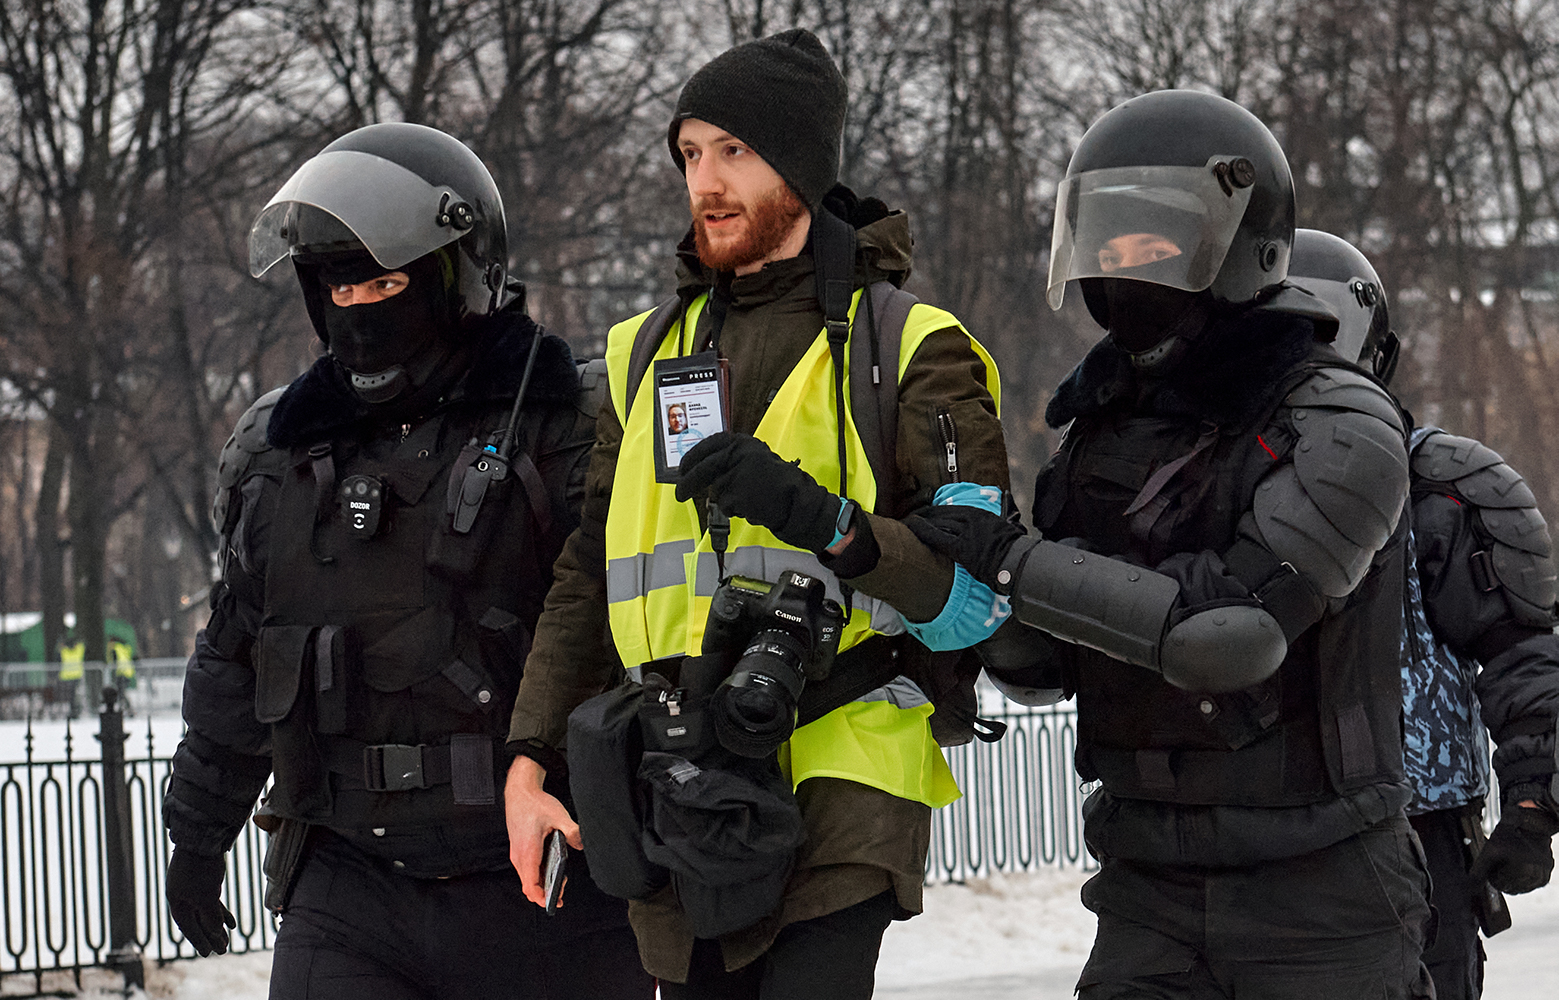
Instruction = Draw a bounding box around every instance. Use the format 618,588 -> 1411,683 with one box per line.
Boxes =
668,28 -> 847,209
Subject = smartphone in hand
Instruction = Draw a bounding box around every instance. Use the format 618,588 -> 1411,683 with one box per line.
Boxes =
541,829 -> 568,915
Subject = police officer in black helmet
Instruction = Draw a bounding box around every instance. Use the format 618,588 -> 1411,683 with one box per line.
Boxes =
162,122 -> 653,998
1291,228 -> 1559,1000
908,91 -> 1435,997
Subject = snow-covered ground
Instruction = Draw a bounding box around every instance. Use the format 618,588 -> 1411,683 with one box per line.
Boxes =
0,714 -> 186,762
11,865 -> 1550,999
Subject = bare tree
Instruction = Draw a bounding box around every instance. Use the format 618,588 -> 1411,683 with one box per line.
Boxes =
0,0 -> 298,659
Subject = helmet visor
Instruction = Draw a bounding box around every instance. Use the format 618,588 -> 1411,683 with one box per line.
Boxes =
1047,159 -> 1254,310
249,150 -> 473,278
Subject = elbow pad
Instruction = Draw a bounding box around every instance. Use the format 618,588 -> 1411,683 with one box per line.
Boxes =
999,537 -> 1286,693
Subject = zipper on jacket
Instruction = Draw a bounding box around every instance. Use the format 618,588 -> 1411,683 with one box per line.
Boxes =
936,409 -> 959,482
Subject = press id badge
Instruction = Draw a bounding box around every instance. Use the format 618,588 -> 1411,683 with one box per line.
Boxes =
653,351 -> 730,483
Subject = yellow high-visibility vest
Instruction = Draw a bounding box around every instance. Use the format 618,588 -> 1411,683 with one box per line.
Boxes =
603,288 -> 999,809
109,641 -> 135,679
59,641 -> 85,681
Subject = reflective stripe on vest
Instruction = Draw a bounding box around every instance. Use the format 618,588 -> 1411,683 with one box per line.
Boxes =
604,288 -> 998,809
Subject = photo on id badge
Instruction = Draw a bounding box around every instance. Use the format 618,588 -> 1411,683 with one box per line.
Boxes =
654,351 -> 729,483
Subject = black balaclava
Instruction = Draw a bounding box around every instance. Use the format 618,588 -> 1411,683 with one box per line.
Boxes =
1085,277 -> 1213,371
316,251 -> 453,403
667,28 -> 847,210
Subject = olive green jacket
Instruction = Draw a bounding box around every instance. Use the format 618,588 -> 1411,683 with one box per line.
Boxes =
509,207 -> 1010,980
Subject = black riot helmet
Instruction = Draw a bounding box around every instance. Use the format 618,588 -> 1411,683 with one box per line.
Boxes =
1049,90 -> 1296,340
249,123 -> 508,330
1288,229 -> 1398,384
248,124 -> 509,401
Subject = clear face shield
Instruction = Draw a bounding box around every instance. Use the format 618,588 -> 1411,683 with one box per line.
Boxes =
248,149 -> 478,278
1047,158 -> 1255,310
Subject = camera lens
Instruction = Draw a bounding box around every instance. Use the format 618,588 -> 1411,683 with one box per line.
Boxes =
711,629 -> 809,758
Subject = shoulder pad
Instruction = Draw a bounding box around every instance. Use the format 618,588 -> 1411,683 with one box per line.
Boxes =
576,358 -> 609,422
212,387 -> 285,531
1413,431 -> 1556,617
1491,544 -> 1558,622
1254,466 -> 1379,597
1255,393 -> 1409,597
1284,366 -> 1405,432
1481,506 -> 1553,558
217,387 -> 284,488
1289,401 -> 1409,547
1412,431 -> 1537,510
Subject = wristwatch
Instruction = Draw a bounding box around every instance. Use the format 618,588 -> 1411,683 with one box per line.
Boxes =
829,498 -> 859,549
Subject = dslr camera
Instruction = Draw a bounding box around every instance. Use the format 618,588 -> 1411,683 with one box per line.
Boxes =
698,571 -> 845,758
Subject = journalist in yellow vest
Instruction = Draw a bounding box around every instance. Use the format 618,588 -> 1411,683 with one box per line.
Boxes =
504,28 -> 1011,996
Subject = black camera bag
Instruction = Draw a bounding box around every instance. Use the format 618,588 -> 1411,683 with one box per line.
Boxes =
637,749 -> 804,939
565,681 -> 670,900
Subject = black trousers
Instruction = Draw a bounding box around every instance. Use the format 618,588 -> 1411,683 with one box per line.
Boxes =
1409,806 -> 1487,1000
1076,814 -> 1436,999
268,830 -> 654,1000
658,889 -> 898,1000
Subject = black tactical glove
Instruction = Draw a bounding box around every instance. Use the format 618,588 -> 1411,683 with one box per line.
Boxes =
902,504 -> 1026,590
1470,805 -> 1559,895
166,847 -> 236,956
675,432 -> 842,553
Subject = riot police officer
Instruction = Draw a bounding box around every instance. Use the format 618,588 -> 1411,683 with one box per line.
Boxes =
1290,228 -> 1559,1000
908,91 -> 1434,997
162,123 -> 653,998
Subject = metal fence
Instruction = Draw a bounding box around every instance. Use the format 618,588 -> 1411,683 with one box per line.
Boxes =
0,692 -> 274,994
0,686 -> 1091,992
0,659 -> 191,722
929,701 -> 1098,883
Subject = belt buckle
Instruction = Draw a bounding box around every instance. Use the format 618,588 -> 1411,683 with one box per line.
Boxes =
364,744 -> 426,792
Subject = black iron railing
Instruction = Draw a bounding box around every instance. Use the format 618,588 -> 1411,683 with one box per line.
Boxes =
929,701 -> 1097,883
0,692 -> 274,994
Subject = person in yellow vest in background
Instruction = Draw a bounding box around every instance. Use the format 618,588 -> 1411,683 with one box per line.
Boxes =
504,27 -> 1012,999
57,631 -> 84,719
108,638 -> 136,697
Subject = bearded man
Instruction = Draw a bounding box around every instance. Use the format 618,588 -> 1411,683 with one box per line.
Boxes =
502,27 -> 1011,1000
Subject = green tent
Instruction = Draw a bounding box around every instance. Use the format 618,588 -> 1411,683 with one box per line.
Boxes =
0,613 -> 137,662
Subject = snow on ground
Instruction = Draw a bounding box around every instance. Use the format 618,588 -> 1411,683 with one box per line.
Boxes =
1484,879 -> 1559,1000
11,866 -> 1554,999
876,868 -> 1095,999
0,714 -> 187,762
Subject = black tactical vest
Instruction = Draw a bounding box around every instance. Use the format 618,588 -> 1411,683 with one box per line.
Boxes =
1035,355 -> 1408,808
253,401 -> 559,874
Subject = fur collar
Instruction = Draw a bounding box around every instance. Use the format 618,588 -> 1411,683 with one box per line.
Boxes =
1045,310 -> 1322,431
268,306 -> 576,448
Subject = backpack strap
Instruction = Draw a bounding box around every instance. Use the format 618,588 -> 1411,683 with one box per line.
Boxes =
852,282 -> 915,510
623,296 -> 684,423
813,208 -> 857,499
622,270 -> 914,514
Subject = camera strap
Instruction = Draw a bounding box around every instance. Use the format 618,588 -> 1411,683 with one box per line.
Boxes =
794,634 -> 903,728
707,502 -> 730,579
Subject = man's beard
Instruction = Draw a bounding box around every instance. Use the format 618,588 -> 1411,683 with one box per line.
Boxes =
692,183 -> 807,272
